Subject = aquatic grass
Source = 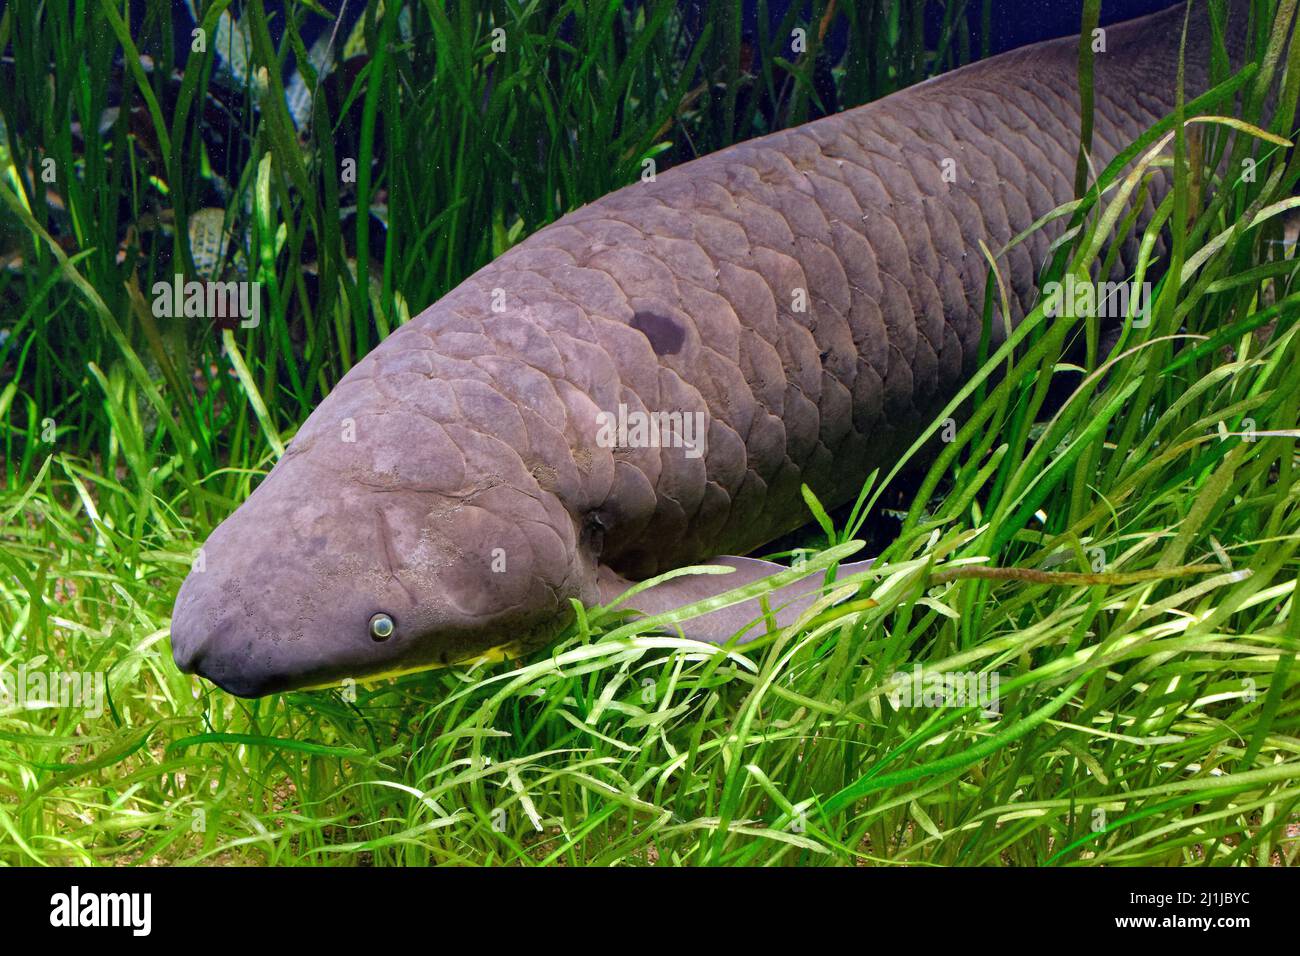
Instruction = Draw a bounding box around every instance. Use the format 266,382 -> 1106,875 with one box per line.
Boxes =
0,0 -> 1297,866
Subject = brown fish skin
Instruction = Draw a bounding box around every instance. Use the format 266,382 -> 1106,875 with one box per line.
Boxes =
172,2 -> 1257,697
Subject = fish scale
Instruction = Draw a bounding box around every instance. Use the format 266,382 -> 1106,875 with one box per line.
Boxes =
353,4 -> 1217,575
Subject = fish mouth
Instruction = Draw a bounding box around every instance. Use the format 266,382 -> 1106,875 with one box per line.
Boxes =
175,657 -> 296,698
172,620 -> 527,697
171,618 -> 307,698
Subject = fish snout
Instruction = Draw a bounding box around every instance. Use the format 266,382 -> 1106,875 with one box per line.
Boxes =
170,582 -> 277,697
171,620 -> 302,698
170,575 -> 214,675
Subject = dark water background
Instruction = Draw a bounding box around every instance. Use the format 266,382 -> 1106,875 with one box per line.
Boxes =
132,1 -> 1185,72
690,0 -> 1182,59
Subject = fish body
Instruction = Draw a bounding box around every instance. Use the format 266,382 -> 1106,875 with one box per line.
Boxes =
172,2 -> 1251,696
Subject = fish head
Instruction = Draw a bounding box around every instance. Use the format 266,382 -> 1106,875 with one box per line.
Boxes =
170,355 -> 601,697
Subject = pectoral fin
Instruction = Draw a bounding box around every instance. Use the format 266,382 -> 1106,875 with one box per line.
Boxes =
596,555 -> 876,644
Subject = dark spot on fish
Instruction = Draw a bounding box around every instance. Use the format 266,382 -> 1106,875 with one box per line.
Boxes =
631,311 -> 685,355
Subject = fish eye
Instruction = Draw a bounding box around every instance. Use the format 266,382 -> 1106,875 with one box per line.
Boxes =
369,613 -> 395,641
